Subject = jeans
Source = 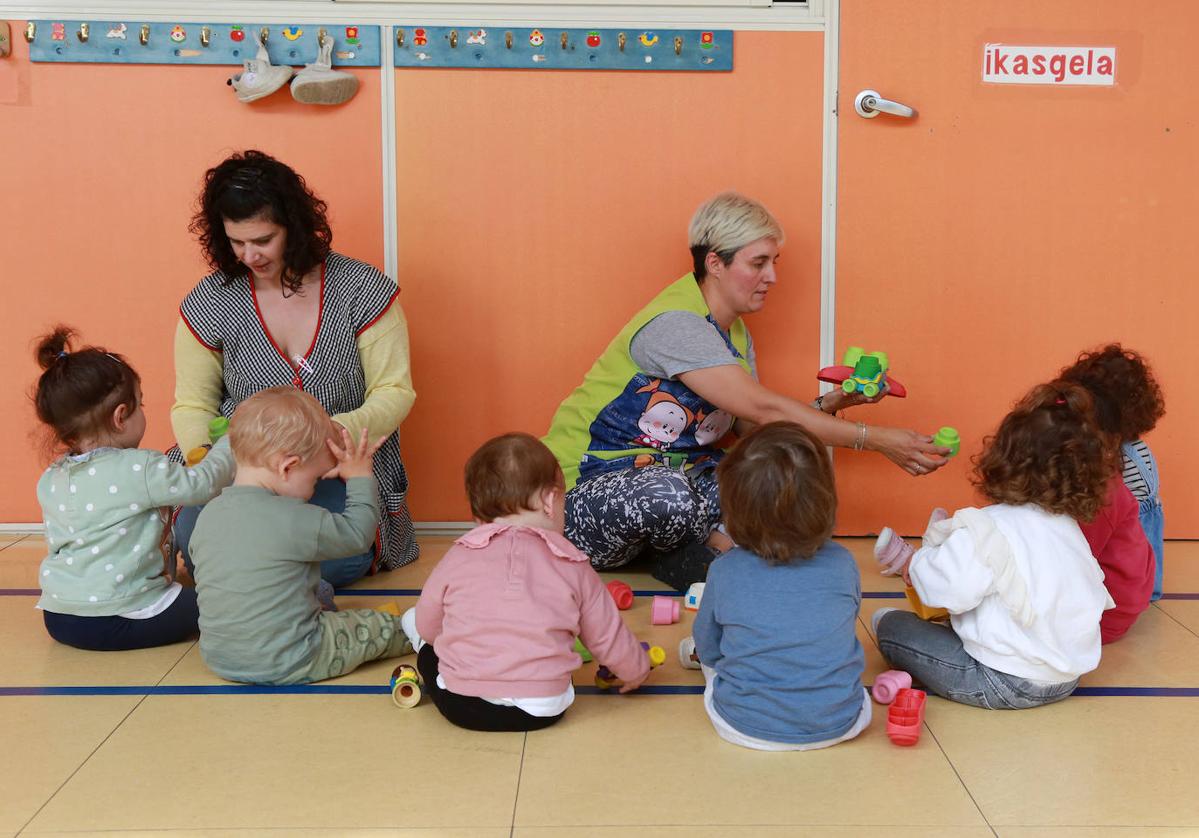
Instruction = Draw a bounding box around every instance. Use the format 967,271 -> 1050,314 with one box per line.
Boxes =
875,610 -> 1078,710
43,587 -> 199,651
1140,501 -> 1165,601
174,478 -> 376,588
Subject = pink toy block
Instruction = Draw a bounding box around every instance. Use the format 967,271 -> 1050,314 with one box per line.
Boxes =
651,595 -> 680,625
871,670 -> 913,704
606,580 -> 633,610
874,527 -> 913,576
886,688 -> 927,746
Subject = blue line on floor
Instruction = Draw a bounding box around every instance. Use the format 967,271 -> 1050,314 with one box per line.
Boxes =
2,684 -> 1198,697
3,590 -> 1197,600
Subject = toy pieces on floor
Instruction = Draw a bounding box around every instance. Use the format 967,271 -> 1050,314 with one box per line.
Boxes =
871,669 -> 913,704
606,580 -> 633,610
228,41 -> 294,103
573,636 -> 593,663
595,641 -> 666,690
291,37 -> 359,105
650,595 -> 680,625
886,687 -> 927,746
677,636 -> 701,670
817,346 -> 907,398
684,582 -> 705,611
390,663 -> 422,708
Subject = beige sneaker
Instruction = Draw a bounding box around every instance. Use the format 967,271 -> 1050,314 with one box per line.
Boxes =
228,42 -> 294,103
291,38 -> 359,105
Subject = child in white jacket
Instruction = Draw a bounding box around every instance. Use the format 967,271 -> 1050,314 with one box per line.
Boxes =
873,381 -> 1116,710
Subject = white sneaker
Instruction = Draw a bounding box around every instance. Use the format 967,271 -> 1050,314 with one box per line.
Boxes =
400,606 -> 424,652
872,606 -> 900,636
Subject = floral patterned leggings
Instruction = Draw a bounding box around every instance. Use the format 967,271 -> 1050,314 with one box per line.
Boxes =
564,465 -> 721,570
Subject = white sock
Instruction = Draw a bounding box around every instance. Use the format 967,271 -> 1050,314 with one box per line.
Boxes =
400,606 -> 424,652
871,606 -> 900,636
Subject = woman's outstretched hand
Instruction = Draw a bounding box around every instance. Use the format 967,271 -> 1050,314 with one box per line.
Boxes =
870,426 -> 951,476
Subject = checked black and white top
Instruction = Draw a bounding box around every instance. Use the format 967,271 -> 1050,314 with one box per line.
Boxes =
178,251 -> 418,570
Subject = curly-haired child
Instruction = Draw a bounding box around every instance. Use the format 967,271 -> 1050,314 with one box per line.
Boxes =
32,327 -> 235,651
873,382 -> 1116,709
1061,344 -> 1164,616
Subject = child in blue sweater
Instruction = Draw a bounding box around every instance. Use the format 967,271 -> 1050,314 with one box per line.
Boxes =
680,421 -> 870,750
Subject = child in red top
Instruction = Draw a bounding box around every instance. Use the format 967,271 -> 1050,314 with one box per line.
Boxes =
1079,477 -> 1153,643
1060,345 -> 1162,642
403,433 -> 650,731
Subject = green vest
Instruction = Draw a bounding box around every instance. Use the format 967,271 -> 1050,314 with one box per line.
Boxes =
543,274 -> 752,489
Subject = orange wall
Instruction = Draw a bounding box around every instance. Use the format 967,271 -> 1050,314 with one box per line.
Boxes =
0,31 -> 382,522
0,30 -> 824,524
3,9 -> 1192,537
835,0 -> 1196,536
395,31 -> 826,521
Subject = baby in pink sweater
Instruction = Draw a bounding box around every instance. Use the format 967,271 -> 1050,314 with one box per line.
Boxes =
402,433 -> 650,731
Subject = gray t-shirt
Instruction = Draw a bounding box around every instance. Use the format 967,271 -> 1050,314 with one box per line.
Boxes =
630,310 -> 757,381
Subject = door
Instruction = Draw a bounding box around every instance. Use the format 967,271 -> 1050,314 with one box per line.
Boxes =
835,0 -> 1193,536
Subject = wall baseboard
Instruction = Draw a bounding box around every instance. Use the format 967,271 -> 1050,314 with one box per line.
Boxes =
0,521 -> 475,537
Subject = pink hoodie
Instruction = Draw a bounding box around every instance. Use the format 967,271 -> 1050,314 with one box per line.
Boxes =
415,523 -> 650,698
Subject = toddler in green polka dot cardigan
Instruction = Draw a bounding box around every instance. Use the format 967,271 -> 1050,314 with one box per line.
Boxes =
33,327 -> 235,651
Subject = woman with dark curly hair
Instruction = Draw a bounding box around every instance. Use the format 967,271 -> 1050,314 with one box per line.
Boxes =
870,381 -> 1115,710
171,150 -> 417,589
1060,343 -> 1164,619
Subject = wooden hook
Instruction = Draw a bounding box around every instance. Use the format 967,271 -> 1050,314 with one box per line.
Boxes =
139,24 -> 150,46
24,21 -> 36,43
396,29 -> 404,48
77,22 -> 89,43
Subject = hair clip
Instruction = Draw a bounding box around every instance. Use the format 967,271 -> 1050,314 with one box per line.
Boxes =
1054,397 -> 1067,405
57,350 -> 69,359
228,166 -> 264,192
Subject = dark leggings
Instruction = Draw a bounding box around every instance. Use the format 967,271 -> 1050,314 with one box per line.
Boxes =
416,645 -> 565,732
43,587 -> 199,651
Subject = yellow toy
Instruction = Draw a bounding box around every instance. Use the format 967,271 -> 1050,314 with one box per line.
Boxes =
390,663 -> 422,708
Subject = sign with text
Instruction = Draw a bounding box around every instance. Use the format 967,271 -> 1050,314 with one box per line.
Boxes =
983,44 -> 1116,86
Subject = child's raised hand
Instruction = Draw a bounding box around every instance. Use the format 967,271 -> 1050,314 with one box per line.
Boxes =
326,426 -> 386,481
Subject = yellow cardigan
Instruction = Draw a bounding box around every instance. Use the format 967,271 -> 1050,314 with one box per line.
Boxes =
171,302 -> 416,452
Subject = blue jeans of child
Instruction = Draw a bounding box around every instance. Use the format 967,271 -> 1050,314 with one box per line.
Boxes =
43,587 -> 199,651
174,479 -> 375,588
875,610 -> 1078,710
1141,501 -> 1165,601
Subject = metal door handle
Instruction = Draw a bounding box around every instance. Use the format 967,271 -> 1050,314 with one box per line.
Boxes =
854,89 -> 917,119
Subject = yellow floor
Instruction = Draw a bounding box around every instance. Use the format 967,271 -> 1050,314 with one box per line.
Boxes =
1,532 -> 1198,836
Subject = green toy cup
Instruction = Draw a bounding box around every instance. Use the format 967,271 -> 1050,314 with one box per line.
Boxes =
934,427 -> 960,457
